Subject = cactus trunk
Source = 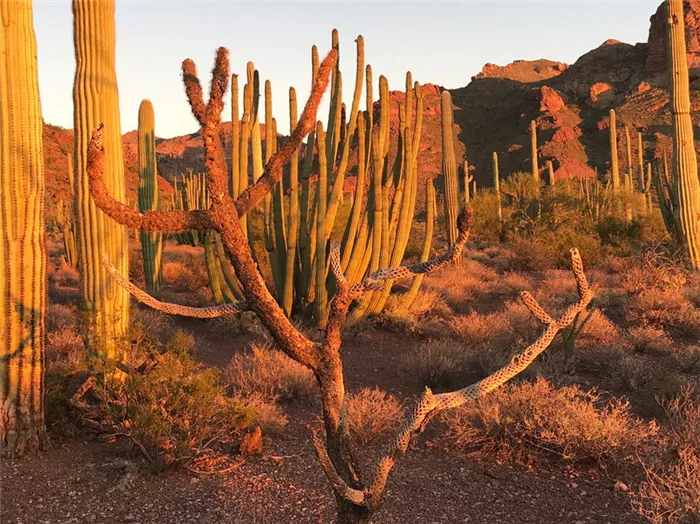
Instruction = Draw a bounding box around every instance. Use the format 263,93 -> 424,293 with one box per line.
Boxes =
0,0 -> 49,457
137,99 -> 163,292
72,0 -> 130,366
441,91 -> 460,253
667,0 -> 700,269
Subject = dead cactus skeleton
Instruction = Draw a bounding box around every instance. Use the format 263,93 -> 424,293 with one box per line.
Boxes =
85,45 -> 594,523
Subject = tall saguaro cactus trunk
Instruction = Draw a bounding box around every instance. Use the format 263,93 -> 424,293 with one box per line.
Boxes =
667,0 -> 700,270
440,90 -> 460,259
0,0 -> 49,457
137,100 -> 163,292
72,0 -> 130,365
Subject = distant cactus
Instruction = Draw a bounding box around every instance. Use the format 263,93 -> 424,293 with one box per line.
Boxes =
441,91 -> 460,249
463,159 -> 473,204
530,120 -> 539,188
57,153 -> 78,267
609,109 -> 620,191
72,0 -> 129,366
546,160 -> 555,186
1,0 -> 49,457
666,0 -> 700,269
493,151 -> 503,225
137,100 -> 163,292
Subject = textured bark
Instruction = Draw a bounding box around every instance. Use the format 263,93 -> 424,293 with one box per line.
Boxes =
0,0 -> 49,457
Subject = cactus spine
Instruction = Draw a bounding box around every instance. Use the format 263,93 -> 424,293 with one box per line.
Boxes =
137,100 -> 163,292
441,90 -> 460,251
667,0 -> 700,269
72,0 -> 129,366
0,0 -> 49,456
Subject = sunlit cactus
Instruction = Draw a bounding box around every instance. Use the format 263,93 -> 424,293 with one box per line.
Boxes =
72,0 -> 129,367
137,99 -> 163,293
57,153 -> 78,267
0,0 -> 49,457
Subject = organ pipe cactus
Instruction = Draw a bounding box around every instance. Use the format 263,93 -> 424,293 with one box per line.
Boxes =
666,0 -> 700,269
530,120 -> 539,187
137,99 -> 163,292
609,109 -> 620,191
0,0 -> 49,457
493,151 -> 503,225
72,0 -> 129,367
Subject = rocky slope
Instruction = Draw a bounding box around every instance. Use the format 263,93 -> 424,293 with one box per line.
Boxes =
42,0 -> 700,217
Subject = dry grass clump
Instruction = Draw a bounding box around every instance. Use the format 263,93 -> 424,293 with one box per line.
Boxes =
241,392 -> 288,434
374,289 -> 452,337
346,388 -> 403,445
634,387 -> 700,524
577,309 -> 620,346
46,326 -> 84,371
406,339 -> 481,390
47,303 -> 76,332
440,378 -> 657,466
629,324 -> 674,354
162,261 -> 208,292
223,344 -> 316,403
673,345 -> 700,374
632,288 -> 700,340
130,308 -> 177,344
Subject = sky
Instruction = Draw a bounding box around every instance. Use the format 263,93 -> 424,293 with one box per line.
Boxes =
32,0 -> 660,139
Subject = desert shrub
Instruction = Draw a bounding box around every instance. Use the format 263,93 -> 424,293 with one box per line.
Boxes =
222,344 -> 316,404
47,303 -> 76,332
130,308 -> 176,344
673,346 -> 700,374
346,388 -> 403,446
468,191 -> 503,243
629,324 -> 674,353
440,377 -> 657,466
407,339 -> 482,390
46,326 -> 84,371
86,348 -> 263,472
634,387 -> 700,524
162,261 -> 208,292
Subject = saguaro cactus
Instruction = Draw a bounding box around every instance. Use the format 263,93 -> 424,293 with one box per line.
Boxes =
530,120 -> 539,186
667,0 -> 700,269
0,0 -> 49,457
57,153 -> 78,267
441,90 -> 460,248
493,152 -> 503,225
137,99 -> 163,292
609,109 -> 620,191
72,0 -> 130,364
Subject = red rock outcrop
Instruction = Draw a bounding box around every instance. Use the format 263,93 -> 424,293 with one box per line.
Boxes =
646,0 -> 700,80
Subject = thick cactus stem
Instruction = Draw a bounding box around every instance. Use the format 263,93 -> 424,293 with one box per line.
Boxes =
1,0 -> 49,457
137,99 -> 163,292
441,91 -> 460,251
667,0 -> 700,269
72,0 -> 130,366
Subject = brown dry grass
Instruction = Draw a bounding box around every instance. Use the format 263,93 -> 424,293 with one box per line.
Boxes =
346,388 -> 404,446
440,378 -> 658,466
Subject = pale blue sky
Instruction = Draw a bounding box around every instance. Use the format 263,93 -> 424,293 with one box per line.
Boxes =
33,0 -> 660,138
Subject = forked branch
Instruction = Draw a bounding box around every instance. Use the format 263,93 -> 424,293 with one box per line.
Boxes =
86,124 -> 214,233
317,246 -> 594,511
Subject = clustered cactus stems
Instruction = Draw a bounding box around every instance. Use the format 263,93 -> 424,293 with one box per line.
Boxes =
0,0 -> 49,457
57,153 -> 78,267
666,0 -> 700,269
137,99 -> 163,292
441,90 -> 460,251
84,44 -> 595,523
72,0 -> 130,367
225,31 -> 430,326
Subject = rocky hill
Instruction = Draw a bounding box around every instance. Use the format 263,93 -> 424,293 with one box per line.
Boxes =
42,0 -> 700,217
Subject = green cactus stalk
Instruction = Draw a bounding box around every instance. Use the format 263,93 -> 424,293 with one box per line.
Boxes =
231,73 -> 240,198
57,152 -> 78,267
0,0 -> 49,457
463,159 -> 473,204
282,87 -> 300,316
137,99 -> 163,293
493,151 -> 503,225
441,90 -> 460,250
72,0 -> 129,367
401,177 -> 435,310
530,120 -> 539,186
315,121 -> 329,327
546,160 -> 555,186
609,109 -> 620,192
667,0 -> 700,269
